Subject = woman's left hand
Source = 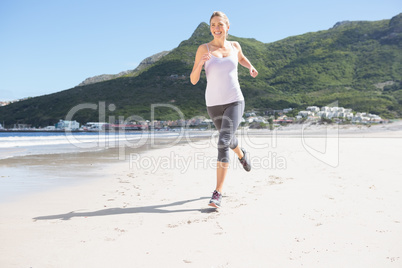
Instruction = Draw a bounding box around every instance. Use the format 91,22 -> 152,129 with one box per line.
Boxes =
250,67 -> 258,78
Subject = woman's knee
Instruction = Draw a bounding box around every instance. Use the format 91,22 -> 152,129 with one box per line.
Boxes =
229,136 -> 238,150
217,148 -> 230,163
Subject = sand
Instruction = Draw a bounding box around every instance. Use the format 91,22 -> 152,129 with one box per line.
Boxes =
0,123 -> 401,267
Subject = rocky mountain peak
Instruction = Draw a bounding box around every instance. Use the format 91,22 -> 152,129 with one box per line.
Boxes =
332,21 -> 353,29
389,13 -> 402,33
191,22 -> 210,38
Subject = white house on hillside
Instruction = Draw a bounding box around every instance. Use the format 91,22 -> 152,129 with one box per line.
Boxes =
353,113 -> 382,123
306,106 -> 320,113
299,106 -> 354,119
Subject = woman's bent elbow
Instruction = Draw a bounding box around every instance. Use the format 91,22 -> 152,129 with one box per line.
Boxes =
190,76 -> 199,85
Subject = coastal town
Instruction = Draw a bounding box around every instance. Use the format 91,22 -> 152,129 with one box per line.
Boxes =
0,104 -> 386,132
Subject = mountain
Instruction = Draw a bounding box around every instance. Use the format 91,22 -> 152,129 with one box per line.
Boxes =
77,50 -> 171,86
1,13 -> 401,127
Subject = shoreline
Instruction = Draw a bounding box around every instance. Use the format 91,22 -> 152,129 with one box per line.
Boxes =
1,119 -> 400,133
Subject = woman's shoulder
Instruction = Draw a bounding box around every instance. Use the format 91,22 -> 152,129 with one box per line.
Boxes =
230,41 -> 241,49
197,43 -> 209,52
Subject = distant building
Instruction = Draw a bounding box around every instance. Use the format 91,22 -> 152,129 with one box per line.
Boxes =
306,106 -> 320,113
283,108 -> 293,113
246,116 -> 267,123
245,112 -> 256,117
298,111 -> 313,118
56,120 -> 80,130
298,106 -> 354,120
352,113 -> 382,123
264,109 -> 284,116
83,122 -> 108,131
321,106 -> 331,112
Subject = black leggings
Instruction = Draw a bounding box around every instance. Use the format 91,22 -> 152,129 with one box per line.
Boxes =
207,101 -> 245,163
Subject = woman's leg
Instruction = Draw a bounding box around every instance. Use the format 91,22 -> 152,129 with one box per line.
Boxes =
207,101 -> 245,193
232,146 -> 244,159
221,101 -> 245,160
223,101 -> 251,171
215,161 -> 229,193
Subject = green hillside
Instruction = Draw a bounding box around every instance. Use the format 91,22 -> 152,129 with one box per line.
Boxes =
1,13 -> 401,127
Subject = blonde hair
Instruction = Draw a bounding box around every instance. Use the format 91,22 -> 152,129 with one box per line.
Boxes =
210,11 -> 230,27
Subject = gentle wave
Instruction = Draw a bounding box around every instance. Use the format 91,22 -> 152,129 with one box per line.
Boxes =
0,134 -> 140,148
0,132 -> 181,148
0,131 -> 185,159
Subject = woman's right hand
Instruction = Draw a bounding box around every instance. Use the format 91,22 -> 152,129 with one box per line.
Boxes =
199,52 -> 212,66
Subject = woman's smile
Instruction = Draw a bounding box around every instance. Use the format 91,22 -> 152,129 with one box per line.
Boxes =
210,16 -> 228,38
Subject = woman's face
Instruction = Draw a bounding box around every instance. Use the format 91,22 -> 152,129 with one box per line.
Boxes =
210,16 -> 229,39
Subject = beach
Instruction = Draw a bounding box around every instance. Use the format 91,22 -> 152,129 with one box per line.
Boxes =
0,123 -> 401,267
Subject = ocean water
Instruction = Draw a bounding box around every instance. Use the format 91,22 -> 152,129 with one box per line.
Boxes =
0,131 -> 186,160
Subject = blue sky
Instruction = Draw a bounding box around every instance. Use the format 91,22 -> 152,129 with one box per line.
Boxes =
0,0 -> 400,101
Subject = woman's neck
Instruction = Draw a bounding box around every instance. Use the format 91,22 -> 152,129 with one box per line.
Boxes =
211,38 -> 228,48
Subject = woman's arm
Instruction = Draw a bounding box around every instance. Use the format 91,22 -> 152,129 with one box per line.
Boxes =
233,41 -> 258,78
190,44 -> 212,85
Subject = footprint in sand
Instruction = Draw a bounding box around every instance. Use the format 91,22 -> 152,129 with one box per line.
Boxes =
268,175 -> 294,185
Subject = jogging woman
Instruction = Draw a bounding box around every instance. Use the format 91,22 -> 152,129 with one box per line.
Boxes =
190,11 -> 258,208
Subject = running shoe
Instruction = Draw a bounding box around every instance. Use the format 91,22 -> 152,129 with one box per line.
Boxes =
238,148 -> 251,172
208,190 -> 222,208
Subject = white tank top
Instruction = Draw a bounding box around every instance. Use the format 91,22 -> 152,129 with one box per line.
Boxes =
204,42 -> 244,107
